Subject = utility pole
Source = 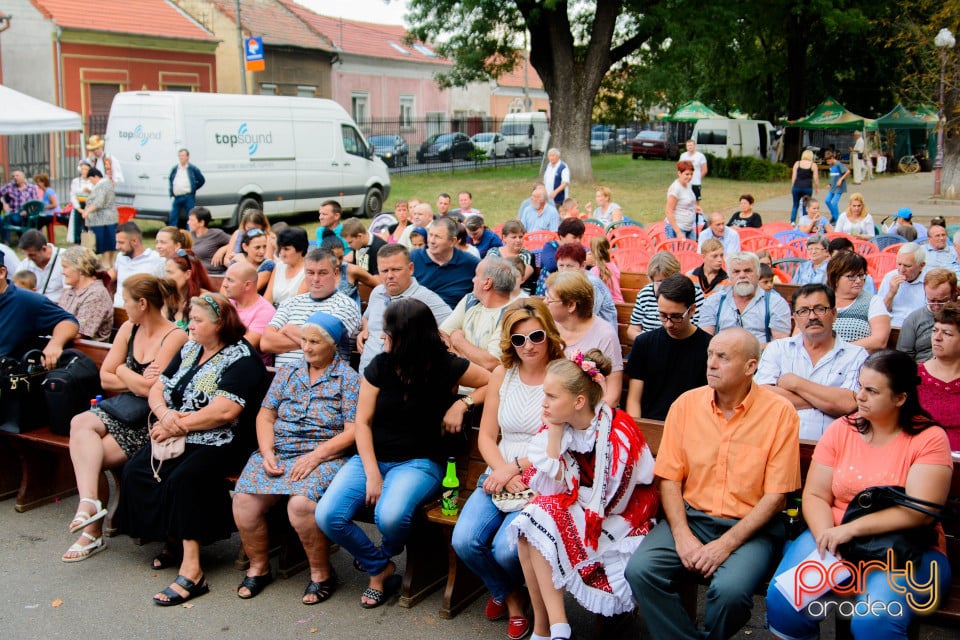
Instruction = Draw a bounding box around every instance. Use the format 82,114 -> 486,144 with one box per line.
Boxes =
235,0 -> 247,94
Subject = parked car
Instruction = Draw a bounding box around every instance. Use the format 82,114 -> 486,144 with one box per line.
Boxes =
417,132 -> 475,163
590,131 -> 617,153
368,134 -> 409,167
616,128 -> 638,152
470,132 -> 510,158
630,130 -> 679,160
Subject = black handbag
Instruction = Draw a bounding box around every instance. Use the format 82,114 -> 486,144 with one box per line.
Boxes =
43,349 -> 102,436
0,350 -> 49,433
839,485 -> 944,567
98,392 -> 151,426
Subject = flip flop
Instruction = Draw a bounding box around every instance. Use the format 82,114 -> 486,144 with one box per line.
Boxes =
359,574 -> 402,609
68,498 -> 107,534
61,532 -> 106,563
302,572 -> 338,605
153,574 -> 209,606
237,571 -> 273,599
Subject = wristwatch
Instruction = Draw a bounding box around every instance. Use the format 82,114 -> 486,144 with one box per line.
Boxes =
460,395 -> 475,410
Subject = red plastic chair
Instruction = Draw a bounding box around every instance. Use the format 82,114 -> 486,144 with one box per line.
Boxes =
866,253 -> 897,283
771,268 -> 793,284
645,220 -> 666,239
766,244 -> 798,261
523,230 -> 558,252
654,238 -> 698,254
773,258 -> 806,281
611,235 -> 652,252
612,249 -> 652,273
881,243 -> 905,255
583,222 -> 605,237
851,239 -> 877,256
787,237 -> 809,259
762,221 -> 796,235
735,227 -> 768,240
741,235 -> 781,253
46,203 -> 71,243
675,250 -> 704,273
582,227 -> 606,246
118,205 -> 138,225
492,223 -> 504,238
607,225 -> 646,242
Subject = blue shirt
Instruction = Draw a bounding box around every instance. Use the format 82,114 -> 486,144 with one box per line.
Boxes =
411,248 -> 479,308
470,229 -> 503,259
519,203 -> 560,233
0,280 -> 78,357
793,259 -> 829,285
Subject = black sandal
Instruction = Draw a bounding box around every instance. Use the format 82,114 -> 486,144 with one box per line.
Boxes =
151,547 -> 182,570
153,574 -> 209,606
359,574 -> 402,609
302,572 -> 338,605
237,571 -> 273,599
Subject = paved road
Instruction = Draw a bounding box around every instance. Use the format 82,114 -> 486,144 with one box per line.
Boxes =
756,171 -> 960,224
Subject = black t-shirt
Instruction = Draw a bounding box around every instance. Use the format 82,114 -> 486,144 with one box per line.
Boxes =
356,235 -> 387,275
365,350 -> 470,462
625,327 -> 712,421
727,212 -> 763,228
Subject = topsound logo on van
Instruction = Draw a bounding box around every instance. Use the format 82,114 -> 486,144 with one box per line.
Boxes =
117,124 -> 161,147
214,123 -> 273,156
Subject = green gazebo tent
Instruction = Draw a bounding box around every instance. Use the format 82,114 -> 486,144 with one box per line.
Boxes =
789,97 -> 876,131
876,103 -> 936,160
665,100 -> 724,122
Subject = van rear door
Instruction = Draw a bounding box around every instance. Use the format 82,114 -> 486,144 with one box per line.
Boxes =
291,106 -> 340,213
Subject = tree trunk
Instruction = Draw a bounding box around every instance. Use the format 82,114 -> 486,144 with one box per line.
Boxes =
543,76 -> 597,184
782,9 -> 812,164
942,134 -> 960,199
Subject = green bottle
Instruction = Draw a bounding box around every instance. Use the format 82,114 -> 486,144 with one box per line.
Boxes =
441,457 -> 460,516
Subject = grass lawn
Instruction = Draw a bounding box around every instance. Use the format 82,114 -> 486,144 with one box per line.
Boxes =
49,154 -> 792,249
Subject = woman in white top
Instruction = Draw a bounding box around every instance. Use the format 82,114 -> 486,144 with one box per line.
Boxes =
264,227 -> 309,307
664,160 -> 701,240
585,186 -> 623,227
451,300 -> 566,640
834,192 -> 875,239
68,161 -> 93,244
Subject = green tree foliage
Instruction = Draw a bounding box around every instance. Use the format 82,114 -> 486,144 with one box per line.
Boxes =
406,0 -> 667,180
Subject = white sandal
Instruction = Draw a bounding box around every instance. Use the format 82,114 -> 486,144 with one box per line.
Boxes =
68,497 -> 107,534
61,532 -> 106,563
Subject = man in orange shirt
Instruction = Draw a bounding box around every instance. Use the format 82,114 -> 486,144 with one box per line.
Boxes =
625,327 -> 800,640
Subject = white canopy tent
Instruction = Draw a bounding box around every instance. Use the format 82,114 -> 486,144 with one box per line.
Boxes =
0,84 -> 82,134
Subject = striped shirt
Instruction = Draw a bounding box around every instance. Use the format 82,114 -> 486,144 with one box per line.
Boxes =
268,291 -> 361,367
629,281 -> 705,331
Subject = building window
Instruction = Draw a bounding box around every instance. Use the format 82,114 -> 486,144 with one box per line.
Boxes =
87,84 -> 121,135
297,85 -> 317,98
400,95 -> 414,129
165,85 -> 193,92
259,83 -> 277,96
508,98 -> 525,114
352,92 -> 369,125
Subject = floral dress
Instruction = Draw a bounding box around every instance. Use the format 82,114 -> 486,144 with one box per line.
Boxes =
235,357 -> 359,501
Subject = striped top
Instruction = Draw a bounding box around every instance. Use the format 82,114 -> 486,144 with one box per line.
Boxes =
268,291 -> 361,367
629,281 -> 704,331
491,366 -> 545,473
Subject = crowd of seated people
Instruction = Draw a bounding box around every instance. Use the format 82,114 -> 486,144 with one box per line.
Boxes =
3,184 -> 960,640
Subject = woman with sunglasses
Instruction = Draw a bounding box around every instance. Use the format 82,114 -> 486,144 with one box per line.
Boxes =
117,293 -> 268,606
545,270 -> 623,407
827,250 -> 890,352
165,250 -> 214,331
233,228 -> 275,294
452,299 -> 566,640
212,209 -> 277,268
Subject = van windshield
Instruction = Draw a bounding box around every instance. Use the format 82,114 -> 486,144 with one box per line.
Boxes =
501,124 -> 529,136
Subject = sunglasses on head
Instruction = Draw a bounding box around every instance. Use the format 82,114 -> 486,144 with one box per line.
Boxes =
245,229 -> 266,238
510,329 -> 547,348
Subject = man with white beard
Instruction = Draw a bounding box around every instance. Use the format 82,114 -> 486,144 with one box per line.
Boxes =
700,251 -> 791,346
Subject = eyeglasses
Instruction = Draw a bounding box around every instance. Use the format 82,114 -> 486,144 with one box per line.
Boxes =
543,297 -> 560,305
794,305 -> 833,318
201,294 -> 221,319
926,298 -> 952,312
842,273 -> 867,281
657,306 -> 692,324
511,329 -> 547,348
175,248 -> 189,258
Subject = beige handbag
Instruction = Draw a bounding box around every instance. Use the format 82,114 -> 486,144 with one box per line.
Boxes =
149,412 -> 186,482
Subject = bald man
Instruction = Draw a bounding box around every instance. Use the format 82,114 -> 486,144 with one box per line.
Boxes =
626,328 -> 800,640
223,261 -> 275,362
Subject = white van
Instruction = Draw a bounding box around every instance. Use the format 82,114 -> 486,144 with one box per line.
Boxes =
500,112 -> 549,157
105,92 -> 391,224
691,118 -> 776,160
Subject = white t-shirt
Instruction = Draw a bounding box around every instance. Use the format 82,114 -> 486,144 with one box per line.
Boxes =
679,150 -> 708,185
22,244 -> 66,303
666,180 -> 697,231
113,248 -> 166,307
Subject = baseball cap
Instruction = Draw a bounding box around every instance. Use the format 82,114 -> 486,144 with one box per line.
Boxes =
893,208 -> 913,220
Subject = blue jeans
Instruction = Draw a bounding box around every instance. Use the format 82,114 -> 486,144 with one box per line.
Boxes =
824,191 -> 842,224
765,529 -> 952,640
451,474 -> 523,602
169,193 -> 195,228
315,454 -> 441,576
791,187 -> 813,224
664,221 -> 697,241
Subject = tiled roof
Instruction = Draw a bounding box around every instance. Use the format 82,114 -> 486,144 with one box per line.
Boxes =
212,0 -> 334,51
30,0 -> 215,41
281,0 -> 448,66
495,52 -> 544,90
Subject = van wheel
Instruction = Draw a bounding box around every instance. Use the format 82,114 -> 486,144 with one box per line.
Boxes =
236,196 -> 262,226
361,187 -> 384,218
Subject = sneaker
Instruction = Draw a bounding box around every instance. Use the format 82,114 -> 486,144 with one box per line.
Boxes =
507,615 -> 531,640
485,596 -> 507,621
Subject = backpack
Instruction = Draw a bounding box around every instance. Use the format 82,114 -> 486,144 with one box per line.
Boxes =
43,349 -> 102,436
